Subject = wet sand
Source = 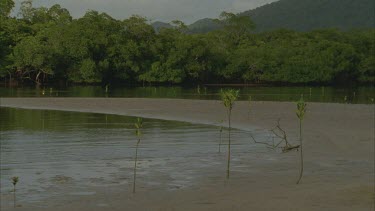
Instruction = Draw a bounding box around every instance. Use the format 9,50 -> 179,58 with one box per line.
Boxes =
0,98 -> 374,211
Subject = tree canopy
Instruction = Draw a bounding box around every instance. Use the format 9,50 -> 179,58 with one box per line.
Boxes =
0,1 -> 374,85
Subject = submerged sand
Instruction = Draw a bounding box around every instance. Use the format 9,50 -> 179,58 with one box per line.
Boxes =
0,98 -> 374,211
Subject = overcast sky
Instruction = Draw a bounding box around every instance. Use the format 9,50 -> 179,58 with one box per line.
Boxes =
13,0 -> 277,24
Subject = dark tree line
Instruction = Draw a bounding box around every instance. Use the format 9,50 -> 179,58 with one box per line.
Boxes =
0,0 -> 374,85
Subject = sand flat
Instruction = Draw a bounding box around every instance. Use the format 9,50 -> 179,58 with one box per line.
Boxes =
0,97 -> 374,211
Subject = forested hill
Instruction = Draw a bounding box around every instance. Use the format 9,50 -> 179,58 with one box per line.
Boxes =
242,0 -> 375,32
187,0 -> 375,33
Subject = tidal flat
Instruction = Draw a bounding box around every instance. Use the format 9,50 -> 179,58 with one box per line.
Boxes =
0,98 -> 373,211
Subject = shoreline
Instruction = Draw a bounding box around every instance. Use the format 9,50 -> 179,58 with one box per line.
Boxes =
0,98 -> 374,210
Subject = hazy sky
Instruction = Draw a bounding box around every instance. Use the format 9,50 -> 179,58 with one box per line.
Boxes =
13,0 -> 277,24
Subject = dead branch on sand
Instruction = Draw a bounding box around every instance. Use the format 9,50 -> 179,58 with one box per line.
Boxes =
270,118 -> 300,153
249,119 -> 300,153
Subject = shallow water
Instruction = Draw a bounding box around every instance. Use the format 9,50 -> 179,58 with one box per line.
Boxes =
0,108 -> 277,208
0,85 -> 374,104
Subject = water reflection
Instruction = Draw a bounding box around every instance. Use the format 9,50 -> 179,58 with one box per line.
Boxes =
0,108 -> 274,206
0,85 -> 374,104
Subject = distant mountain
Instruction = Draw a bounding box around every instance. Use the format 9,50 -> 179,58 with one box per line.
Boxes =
151,21 -> 173,32
187,0 -> 375,33
187,18 -> 220,34
152,19 -> 220,34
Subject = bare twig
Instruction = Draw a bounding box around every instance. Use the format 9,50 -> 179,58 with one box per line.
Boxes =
270,118 -> 300,153
248,119 -> 300,153
249,133 -> 275,149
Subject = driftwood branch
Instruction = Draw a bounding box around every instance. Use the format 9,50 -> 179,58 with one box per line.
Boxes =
248,119 -> 300,153
282,145 -> 300,153
249,133 -> 275,149
270,118 -> 300,153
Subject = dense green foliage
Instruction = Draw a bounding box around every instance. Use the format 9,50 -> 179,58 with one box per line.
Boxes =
0,0 -> 374,85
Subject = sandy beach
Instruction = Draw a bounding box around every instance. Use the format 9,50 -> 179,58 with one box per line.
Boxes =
0,97 -> 374,211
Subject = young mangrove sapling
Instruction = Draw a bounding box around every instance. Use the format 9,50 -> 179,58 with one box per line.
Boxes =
218,120 -> 224,153
220,89 -> 239,179
12,176 -> 19,208
296,96 -> 307,184
133,118 -> 143,193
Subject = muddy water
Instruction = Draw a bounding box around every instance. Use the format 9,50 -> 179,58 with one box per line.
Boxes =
0,108 -> 277,208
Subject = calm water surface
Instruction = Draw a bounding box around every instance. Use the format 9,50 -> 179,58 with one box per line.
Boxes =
0,85 -> 374,104
0,108 -> 276,208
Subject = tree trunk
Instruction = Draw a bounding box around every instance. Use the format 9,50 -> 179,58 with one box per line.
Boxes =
8,71 -> 12,86
35,71 -> 41,85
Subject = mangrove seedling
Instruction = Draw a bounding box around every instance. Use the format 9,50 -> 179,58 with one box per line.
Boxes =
218,120 -> 224,153
296,96 -> 307,184
11,176 -> 19,208
133,118 -> 143,193
220,89 -> 240,179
